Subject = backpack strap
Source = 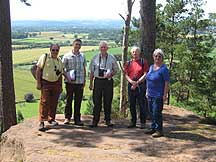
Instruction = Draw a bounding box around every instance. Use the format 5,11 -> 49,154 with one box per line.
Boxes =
141,58 -> 144,70
41,53 -> 48,70
128,58 -> 144,69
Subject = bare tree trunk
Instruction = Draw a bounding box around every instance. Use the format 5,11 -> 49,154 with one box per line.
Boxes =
140,0 -> 156,65
119,0 -> 135,113
0,0 -> 17,134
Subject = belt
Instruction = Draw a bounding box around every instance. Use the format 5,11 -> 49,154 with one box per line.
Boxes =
95,77 -> 109,80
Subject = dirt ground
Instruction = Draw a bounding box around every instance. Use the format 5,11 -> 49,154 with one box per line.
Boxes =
1,105 -> 216,162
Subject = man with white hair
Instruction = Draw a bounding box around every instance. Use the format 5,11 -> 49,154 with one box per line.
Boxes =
124,46 -> 149,129
89,41 -> 119,127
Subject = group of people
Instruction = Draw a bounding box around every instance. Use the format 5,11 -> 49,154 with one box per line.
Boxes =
36,39 -> 169,138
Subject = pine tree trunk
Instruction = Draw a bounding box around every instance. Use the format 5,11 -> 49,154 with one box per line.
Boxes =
0,0 -> 17,134
119,0 -> 135,113
140,0 -> 156,65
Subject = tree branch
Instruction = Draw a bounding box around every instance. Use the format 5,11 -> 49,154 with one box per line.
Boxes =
119,13 -> 126,21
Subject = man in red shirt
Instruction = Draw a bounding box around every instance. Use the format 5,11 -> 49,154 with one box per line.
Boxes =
124,46 -> 149,129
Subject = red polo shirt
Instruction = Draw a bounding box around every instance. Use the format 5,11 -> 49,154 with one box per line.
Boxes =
124,58 -> 149,80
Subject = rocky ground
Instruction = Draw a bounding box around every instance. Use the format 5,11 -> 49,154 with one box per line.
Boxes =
1,105 -> 216,162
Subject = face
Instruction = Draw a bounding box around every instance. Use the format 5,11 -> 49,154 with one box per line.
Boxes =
73,41 -> 81,52
50,45 -> 60,58
153,53 -> 163,63
99,43 -> 108,54
131,48 -> 140,59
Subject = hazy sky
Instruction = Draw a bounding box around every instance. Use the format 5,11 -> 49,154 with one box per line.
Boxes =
10,0 -> 215,21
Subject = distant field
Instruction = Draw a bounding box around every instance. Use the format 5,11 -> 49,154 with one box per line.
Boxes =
13,46 -> 122,65
13,46 -> 98,64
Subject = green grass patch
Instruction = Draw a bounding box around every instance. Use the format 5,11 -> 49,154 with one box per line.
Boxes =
16,102 -> 39,119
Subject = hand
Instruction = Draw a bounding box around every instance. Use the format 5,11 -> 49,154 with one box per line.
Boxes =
163,95 -> 167,101
106,72 -> 113,79
89,83 -> 93,90
36,83 -> 41,90
82,81 -> 86,89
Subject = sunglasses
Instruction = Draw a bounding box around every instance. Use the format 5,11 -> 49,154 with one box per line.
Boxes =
51,49 -> 59,52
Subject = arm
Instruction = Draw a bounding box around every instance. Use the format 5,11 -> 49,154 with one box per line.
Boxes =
163,81 -> 169,101
89,72 -> 94,90
36,66 -> 42,90
137,72 -> 147,84
83,66 -> 86,88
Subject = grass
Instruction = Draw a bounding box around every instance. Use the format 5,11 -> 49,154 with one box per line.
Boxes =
13,46 -> 99,64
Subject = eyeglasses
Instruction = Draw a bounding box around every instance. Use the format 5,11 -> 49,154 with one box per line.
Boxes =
51,49 -> 59,52
154,55 -> 162,58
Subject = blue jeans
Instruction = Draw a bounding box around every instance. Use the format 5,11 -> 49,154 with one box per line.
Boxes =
147,97 -> 163,131
128,83 -> 146,124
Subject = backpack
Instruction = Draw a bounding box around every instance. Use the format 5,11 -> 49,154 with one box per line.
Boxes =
30,53 -> 48,80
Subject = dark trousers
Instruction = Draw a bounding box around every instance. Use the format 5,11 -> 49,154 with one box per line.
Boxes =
128,83 -> 146,124
148,97 -> 163,131
39,80 -> 61,122
65,83 -> 84,123
92,78 -> 113,124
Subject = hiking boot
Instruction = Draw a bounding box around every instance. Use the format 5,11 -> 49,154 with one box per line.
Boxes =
127,123 -> 136,128
63,119 -> 70,125
140,123 -> 146,129
106,121 -> 114,127
48,120 -> 59,126
145,129 -> 156,134
38,122 -> 46,131
74,121 -> 84,126
152,131 -> 163,138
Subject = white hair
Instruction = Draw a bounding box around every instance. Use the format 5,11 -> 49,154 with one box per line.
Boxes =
153,48 -> 164,58
131,46 -> 140,53
99,41 -> 108,47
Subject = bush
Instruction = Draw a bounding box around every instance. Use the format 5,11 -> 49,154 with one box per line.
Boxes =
24,93 -> 35,102
17,110 -> 24,123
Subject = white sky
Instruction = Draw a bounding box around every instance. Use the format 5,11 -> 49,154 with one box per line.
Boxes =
10,0 -> 215,21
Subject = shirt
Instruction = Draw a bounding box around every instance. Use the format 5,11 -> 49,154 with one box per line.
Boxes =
89,53 -> 119,78
62,51 -> 86,84
146,64 -> 170,98
37,53 -> 63,82
124,58 -> 149,81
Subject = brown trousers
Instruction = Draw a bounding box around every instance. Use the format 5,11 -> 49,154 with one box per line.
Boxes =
39,79 -> 62,122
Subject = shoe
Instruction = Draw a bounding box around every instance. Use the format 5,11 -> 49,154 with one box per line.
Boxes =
48,120 -> 59,126
145,129 -> 156,134
140,123 -> 146,129
38,122 -> 46,131
152,131 -> 163,138
74,121 -> 84,126
106,121 -> 114,127
127,123 -> 136,128
89,124 -> 97,128
64,119 -> 70,125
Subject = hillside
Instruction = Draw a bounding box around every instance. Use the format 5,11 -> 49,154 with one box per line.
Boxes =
1,105 -> 216,162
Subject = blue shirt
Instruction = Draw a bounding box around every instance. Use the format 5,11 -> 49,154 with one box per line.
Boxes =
146,64 -> 170,98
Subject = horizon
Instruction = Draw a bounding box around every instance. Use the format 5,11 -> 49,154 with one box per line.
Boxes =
10,0 -> 215,21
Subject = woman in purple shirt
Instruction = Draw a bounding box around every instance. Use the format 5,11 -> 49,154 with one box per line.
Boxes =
145,49 -> 170,137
